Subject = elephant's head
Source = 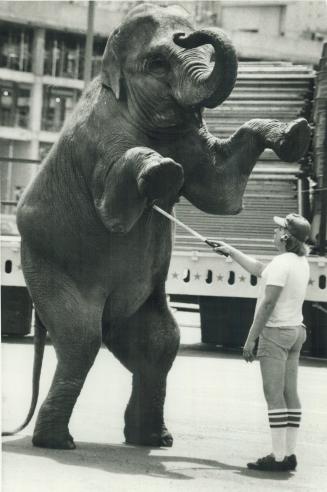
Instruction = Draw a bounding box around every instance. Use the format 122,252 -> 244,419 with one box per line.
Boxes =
101,3 -> 237,128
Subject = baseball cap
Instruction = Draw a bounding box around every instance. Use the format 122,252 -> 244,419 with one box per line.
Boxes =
273,213 -> 311,242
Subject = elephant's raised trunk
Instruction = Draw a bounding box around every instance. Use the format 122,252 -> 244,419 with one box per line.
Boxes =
174,29 -> 238,109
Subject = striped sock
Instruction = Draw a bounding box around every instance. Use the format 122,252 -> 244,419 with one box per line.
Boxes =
286,409 -> 302,456
268,409 -> 288,461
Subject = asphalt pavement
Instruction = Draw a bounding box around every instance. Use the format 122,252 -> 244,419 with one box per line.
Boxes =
2,311 -> 327,492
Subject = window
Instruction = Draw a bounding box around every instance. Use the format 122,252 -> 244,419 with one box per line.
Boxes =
44,30 -> 84,79
42,86 -> 81,132
0,22 -> 32,72
44,30 -> 106,80
0,82 -> 30,128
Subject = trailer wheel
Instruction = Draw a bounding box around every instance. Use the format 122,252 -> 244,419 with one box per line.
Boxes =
1,286 -> 32,337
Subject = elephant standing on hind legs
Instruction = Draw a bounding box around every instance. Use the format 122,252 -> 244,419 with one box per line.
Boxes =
3,3 -> 310,450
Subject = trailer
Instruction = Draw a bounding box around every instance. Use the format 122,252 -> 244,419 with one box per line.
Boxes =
166,54 -> 327,357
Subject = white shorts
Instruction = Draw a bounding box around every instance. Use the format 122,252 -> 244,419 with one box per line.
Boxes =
257,325 -> 307,361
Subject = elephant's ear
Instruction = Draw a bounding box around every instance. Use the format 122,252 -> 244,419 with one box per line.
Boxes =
101,29 -> 123,100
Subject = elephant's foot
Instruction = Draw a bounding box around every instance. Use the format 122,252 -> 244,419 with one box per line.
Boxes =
138,157 -> 184,200
32,429 -> 76,450
124,424 -> 173,447
273,118 -> 310,162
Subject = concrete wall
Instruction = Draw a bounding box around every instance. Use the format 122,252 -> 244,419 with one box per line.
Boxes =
221,5 -> 283,36
196,0 -> 326,63
284,1 -> 327,39
0,1 -> 326,48
214,1 -> 327,38
0,0 -> 125,37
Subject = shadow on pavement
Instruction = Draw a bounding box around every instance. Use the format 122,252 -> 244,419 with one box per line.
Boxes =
3,336 -> 326,367
179,343 -> 243,360
179,343 -> 327,367
3,436 -> 293,482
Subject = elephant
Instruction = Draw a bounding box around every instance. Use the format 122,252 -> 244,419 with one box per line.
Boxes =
4,3 -> 310,450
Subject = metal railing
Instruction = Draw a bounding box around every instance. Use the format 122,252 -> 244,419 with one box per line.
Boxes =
0,157 -> 41,216
0,112 -> 29,129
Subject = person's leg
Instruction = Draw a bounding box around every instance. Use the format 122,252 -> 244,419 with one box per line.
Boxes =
260,356 -> 288,462
284,326 -> 306,467
284,357 -> 301,470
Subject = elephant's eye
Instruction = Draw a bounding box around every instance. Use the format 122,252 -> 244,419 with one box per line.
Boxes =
147,57 -> 168,75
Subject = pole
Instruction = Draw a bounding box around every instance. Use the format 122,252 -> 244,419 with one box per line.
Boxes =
84,1 -> 95,88
153,205 -> 228,256
5,142 -> 14,214
318,102 -> 327,256
297,177 -> 303,216
317,42 -> 327,256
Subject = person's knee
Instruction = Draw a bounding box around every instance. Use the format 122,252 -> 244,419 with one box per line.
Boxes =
262,382 -> 285,407
262,372 -> 285,407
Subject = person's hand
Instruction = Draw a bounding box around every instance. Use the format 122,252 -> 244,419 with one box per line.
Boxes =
213,241 -> 231,256
243,340 -> 256,363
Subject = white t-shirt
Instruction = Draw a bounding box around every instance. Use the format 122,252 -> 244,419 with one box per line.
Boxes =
254,252 -> 310,327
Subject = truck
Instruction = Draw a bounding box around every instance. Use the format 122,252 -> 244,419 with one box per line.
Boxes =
1,51 -> 327,355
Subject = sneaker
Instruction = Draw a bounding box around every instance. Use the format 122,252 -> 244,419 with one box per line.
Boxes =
247,454 -> 288,472
285,454 -> 297,471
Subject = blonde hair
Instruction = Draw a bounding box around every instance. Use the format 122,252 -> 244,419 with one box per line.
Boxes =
285,235 -> 310,256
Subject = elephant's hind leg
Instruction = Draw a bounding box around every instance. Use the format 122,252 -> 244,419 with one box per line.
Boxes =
103,290 -> 180,447
30,278 -> 103,449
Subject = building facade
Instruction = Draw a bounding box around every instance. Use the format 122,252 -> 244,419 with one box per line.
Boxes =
0,0 -> 326,205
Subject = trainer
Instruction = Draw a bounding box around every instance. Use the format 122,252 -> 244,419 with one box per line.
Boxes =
214,213 -> 311,472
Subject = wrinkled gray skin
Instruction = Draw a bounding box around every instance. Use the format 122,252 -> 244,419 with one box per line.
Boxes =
12,3 -> 310,449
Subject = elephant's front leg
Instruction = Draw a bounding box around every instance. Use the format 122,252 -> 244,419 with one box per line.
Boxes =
92,147 -> 184,233
103,289 -> 180,447
183,118 -> 310,215
236,117 -> 311,163
125,369 -> 173,447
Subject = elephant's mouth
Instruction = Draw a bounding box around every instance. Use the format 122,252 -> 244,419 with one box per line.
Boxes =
151,99 -> 204,131
153,109 -> 180,127
148,104 -> 196,131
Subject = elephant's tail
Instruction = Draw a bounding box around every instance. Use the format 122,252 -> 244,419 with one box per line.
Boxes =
2,312 -> 47,436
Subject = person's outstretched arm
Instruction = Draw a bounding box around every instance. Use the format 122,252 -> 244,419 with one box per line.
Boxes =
214,241 -> 265,277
